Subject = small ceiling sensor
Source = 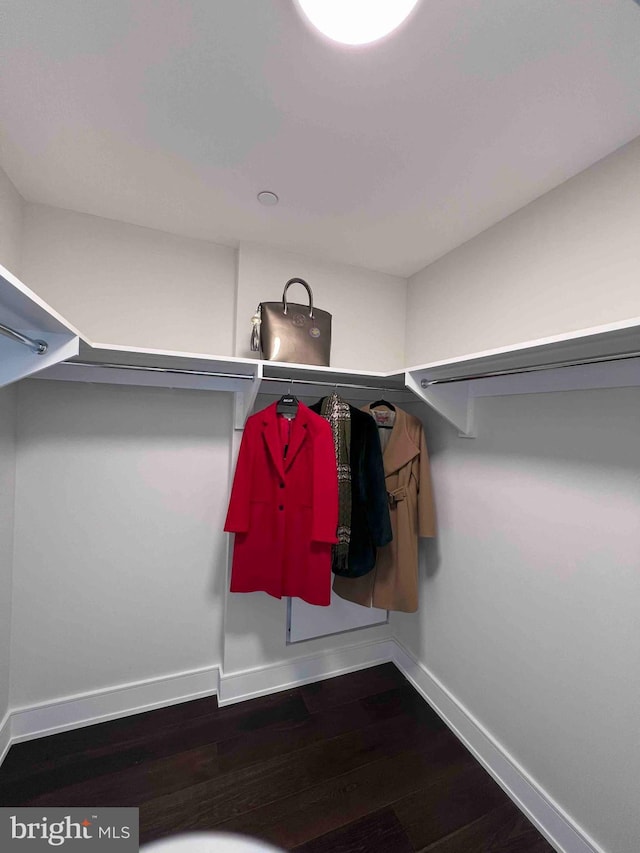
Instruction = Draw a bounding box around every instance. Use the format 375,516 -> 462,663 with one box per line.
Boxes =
295,0 -> 420,46
257,191 -> 279,206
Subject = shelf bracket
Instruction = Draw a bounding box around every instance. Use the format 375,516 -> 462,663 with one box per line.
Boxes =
233,362 -> 263,429
405,371 -> 476,438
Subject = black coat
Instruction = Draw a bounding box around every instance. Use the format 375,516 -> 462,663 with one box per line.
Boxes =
310,400 -> 392,577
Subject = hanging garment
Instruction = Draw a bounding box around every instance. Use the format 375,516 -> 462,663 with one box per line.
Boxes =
224,401 -> 338,605
333,404 -> 435,612
311,396 -> 392,577
318,393 -> 352,573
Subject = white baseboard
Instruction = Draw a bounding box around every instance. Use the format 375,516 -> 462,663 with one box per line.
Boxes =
391,639 -> 603,853
218,638 -> 396,706
5,664 -> 220,754
0,709 -> 11,768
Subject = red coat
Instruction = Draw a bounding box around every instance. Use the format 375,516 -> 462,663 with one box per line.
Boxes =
225,401 -> 338,605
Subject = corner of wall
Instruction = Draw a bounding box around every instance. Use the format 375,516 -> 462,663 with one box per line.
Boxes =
403,270 -> 418,369
0,165 -> 25,276
391,637 -> 603,853
231,246 -> 241,357
0,383 -> 18,765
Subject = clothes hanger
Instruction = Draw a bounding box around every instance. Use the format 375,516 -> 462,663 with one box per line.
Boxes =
370,398 -> 395,428
313,383 -> 341,408
276,378 -> 299,415
370,399 -> 395,411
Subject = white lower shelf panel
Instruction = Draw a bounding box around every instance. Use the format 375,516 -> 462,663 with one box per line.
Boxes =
0,333 -> 80,388
409,356 -> 640,437
287,590 -> 388,644
406,319 -> 640,437
0,264 -> 81,389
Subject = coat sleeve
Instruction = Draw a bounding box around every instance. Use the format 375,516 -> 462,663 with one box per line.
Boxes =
224,419 -> 255,534
363,415 -> 393,547
418,426 -> 436,537
311,421 -> 339,544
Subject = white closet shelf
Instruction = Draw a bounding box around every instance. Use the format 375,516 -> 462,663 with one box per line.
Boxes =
3,263 -> 639,436
55,340 -> 406,383
406,318 -> 640,436
0,265 -> 80,388
38,341 -> 412,427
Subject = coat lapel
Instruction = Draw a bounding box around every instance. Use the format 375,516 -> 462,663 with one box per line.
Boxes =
284,404 -> 310,472
261,403 -> 286,481
364,405 -> 419,476
261,402 -> 310,478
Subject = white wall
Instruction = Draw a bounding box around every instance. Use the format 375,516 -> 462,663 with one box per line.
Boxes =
0,166 -> 23,275
0,163 -> 22,733
10,380 -> 232,709
20,204 -> 237,354
406,136 -> 640,366
393,389 -> 640,853
13,207 -> 408,373
0,386 -> 17,732
6,378 -> 392,708
236,242 -> 407,373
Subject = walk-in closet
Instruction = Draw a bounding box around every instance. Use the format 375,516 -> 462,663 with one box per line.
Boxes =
0,3 -> 639,852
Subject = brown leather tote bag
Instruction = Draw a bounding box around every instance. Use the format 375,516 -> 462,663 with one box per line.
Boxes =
251,278 -> 332,366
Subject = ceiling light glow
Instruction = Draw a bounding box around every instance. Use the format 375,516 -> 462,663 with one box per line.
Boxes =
295,0 -> 420,46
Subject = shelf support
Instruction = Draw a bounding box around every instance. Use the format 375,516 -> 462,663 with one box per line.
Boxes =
405,372 -> 476,437
233,362 -> 263,429
406,355 -> 640,438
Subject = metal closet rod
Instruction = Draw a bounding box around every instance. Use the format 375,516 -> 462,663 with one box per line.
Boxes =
0,323 -> 48,354
261,376 -> 403,393
58,349 -> 640,388
63,360 -> 403,393
423,348 -> 640,386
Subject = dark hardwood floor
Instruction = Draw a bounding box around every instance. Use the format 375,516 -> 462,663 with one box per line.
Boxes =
0,664 -> 555,852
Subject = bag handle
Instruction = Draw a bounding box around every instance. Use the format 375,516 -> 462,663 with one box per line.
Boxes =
282,278 -> 314,318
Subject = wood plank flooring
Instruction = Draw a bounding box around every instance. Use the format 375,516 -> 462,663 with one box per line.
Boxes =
0,664 -> 556,852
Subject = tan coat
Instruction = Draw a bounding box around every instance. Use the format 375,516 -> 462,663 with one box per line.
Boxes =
333,405 -> 435,613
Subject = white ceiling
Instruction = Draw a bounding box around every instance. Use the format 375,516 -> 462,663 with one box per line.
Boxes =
2,0 -> 640,277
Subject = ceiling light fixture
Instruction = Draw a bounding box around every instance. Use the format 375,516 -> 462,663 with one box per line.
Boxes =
257,191 -> 279,206
295,0 -> 420,46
